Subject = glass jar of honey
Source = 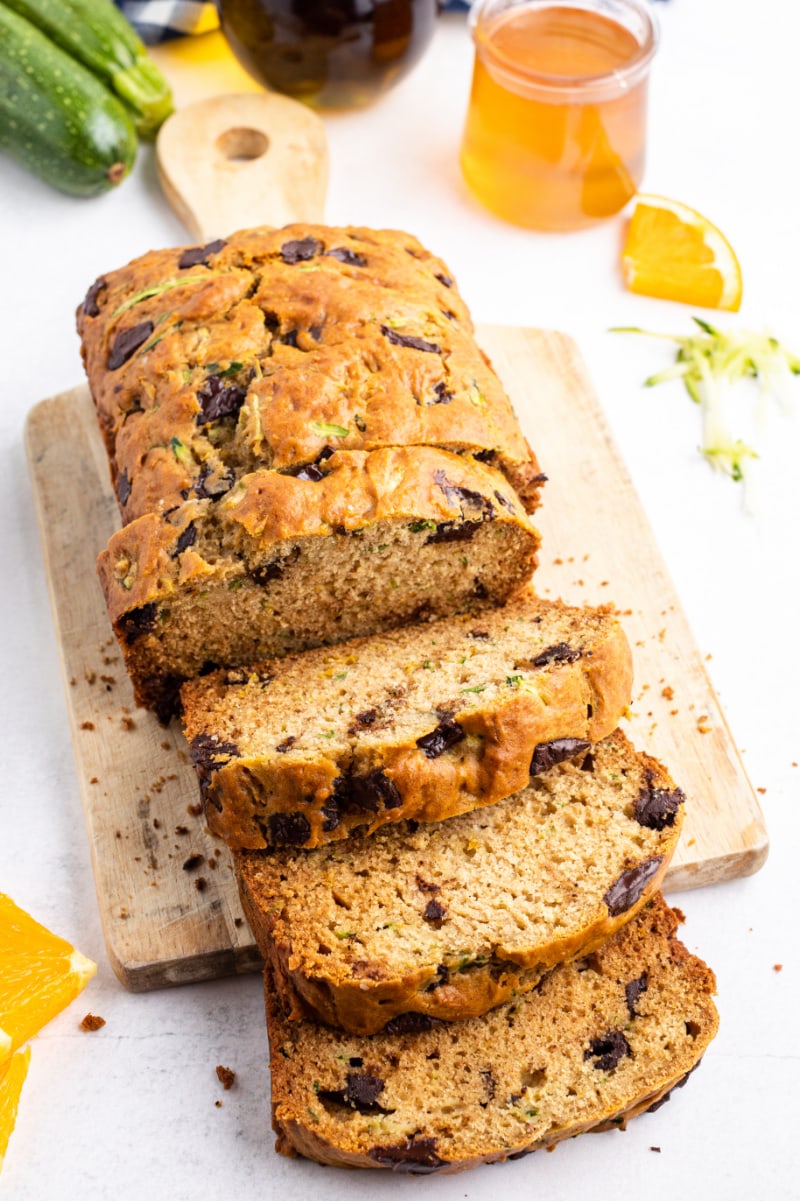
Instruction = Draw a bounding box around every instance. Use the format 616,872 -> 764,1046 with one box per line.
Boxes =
460,0 -> 658,231
219,0 -> 439,110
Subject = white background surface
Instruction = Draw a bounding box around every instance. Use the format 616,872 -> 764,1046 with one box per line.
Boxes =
1,2 -> 799,1197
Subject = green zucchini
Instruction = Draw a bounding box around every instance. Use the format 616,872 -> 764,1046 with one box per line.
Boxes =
0,5 -> 137,196
1,0 -> 173,137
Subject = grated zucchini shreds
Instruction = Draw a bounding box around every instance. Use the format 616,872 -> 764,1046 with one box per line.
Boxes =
612,317 -> 799,506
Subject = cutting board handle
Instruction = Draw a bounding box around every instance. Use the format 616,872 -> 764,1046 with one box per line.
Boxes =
156,93 -> 329,242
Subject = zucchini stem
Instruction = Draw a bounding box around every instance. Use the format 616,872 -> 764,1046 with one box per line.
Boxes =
112,59 -> 173,139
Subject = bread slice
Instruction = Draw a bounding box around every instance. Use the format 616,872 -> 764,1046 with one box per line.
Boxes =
181,593 -> 633,849
98,446 -> 539,719
237,731 -> 684,1034
267,895 -> 718,1172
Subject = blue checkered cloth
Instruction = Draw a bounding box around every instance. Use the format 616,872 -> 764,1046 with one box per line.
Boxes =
115,0 -> 469,44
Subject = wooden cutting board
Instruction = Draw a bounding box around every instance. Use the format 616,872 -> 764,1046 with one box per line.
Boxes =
25,325 -> 768,992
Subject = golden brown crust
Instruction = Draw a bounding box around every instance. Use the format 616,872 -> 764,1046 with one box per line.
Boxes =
266,896 -> 719,1172
235,731 -> 683,1033
77,225 -> 543,523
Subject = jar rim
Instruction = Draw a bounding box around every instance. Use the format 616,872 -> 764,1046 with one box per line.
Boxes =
469,0 -> 659,101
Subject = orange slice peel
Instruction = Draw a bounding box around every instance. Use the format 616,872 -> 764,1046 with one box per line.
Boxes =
622,194 -> 743,312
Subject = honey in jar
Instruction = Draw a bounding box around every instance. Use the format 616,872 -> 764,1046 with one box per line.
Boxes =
460,0 -> 659,231
219,0 -> 438,110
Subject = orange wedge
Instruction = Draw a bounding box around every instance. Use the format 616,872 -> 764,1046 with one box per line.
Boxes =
0,894 -> 96,1067
0,1047 -> 30,1173
622,195 -> 743,311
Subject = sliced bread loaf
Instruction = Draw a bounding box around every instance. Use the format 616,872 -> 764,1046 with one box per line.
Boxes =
267,895 -> 718,1172
98,445 -> 539,718
181,593 -> 633,849
237,730 -> 684,1034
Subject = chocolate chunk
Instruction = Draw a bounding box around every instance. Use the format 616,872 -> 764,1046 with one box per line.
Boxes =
345,769 -> 402,813
319,1073 -> 387,1112
431,381 -> 454,404
531,643 -> 582,668
275,736 -> 296,753
474,449 -> 494,463
280,237 -> 321,264
473,580 -> 488,599
320,803 -> 341,832
480,1068 -> 496,1104
432,469 -> 495,518
326,246 -> 367,266
108,322 -> 153,370
425,520 -> 481,545
435,272 -> 453,288
368,1138 -> 445,1173
383,1012 -> 442,1035
83,276 -> 106,317
633,779 -> 685,830
118,602 -> 158,644
117,468 -> 132,506
380,326 -> 441,354
625,971 -> 649,1019
493,489 -> 516,514
291,462 -> 325,482
580,751 -> 596,772
250,560 -> 284,585
173,521 -> 197,556
268,812 -> 311,845
416,717 -> 465,758
468,630 -> 490,640
308,324 -> 323,341
423,899 -> 446,923
278,329 -> 299,348
425,963 -> 450,992
584,1030 -> 631,1072
530,737 -> 591,776
603,855 -> 664,916
196,375 -> 247,423
188,733 -> 239,774
350,708 -> 379,732
194,462 -> 234,500
178,239 -> 226,269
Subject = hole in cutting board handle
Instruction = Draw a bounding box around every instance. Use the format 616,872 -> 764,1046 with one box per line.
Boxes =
216,127 -> 270,162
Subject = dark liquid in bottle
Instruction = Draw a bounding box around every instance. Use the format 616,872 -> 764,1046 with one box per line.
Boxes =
219,0 -> 439,109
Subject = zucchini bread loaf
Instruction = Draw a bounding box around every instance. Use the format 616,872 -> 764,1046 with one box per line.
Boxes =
266,895 -> 718,1172
180,592 -> 633,849
237,730 -> 685,1034
78,226 -> 544,717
